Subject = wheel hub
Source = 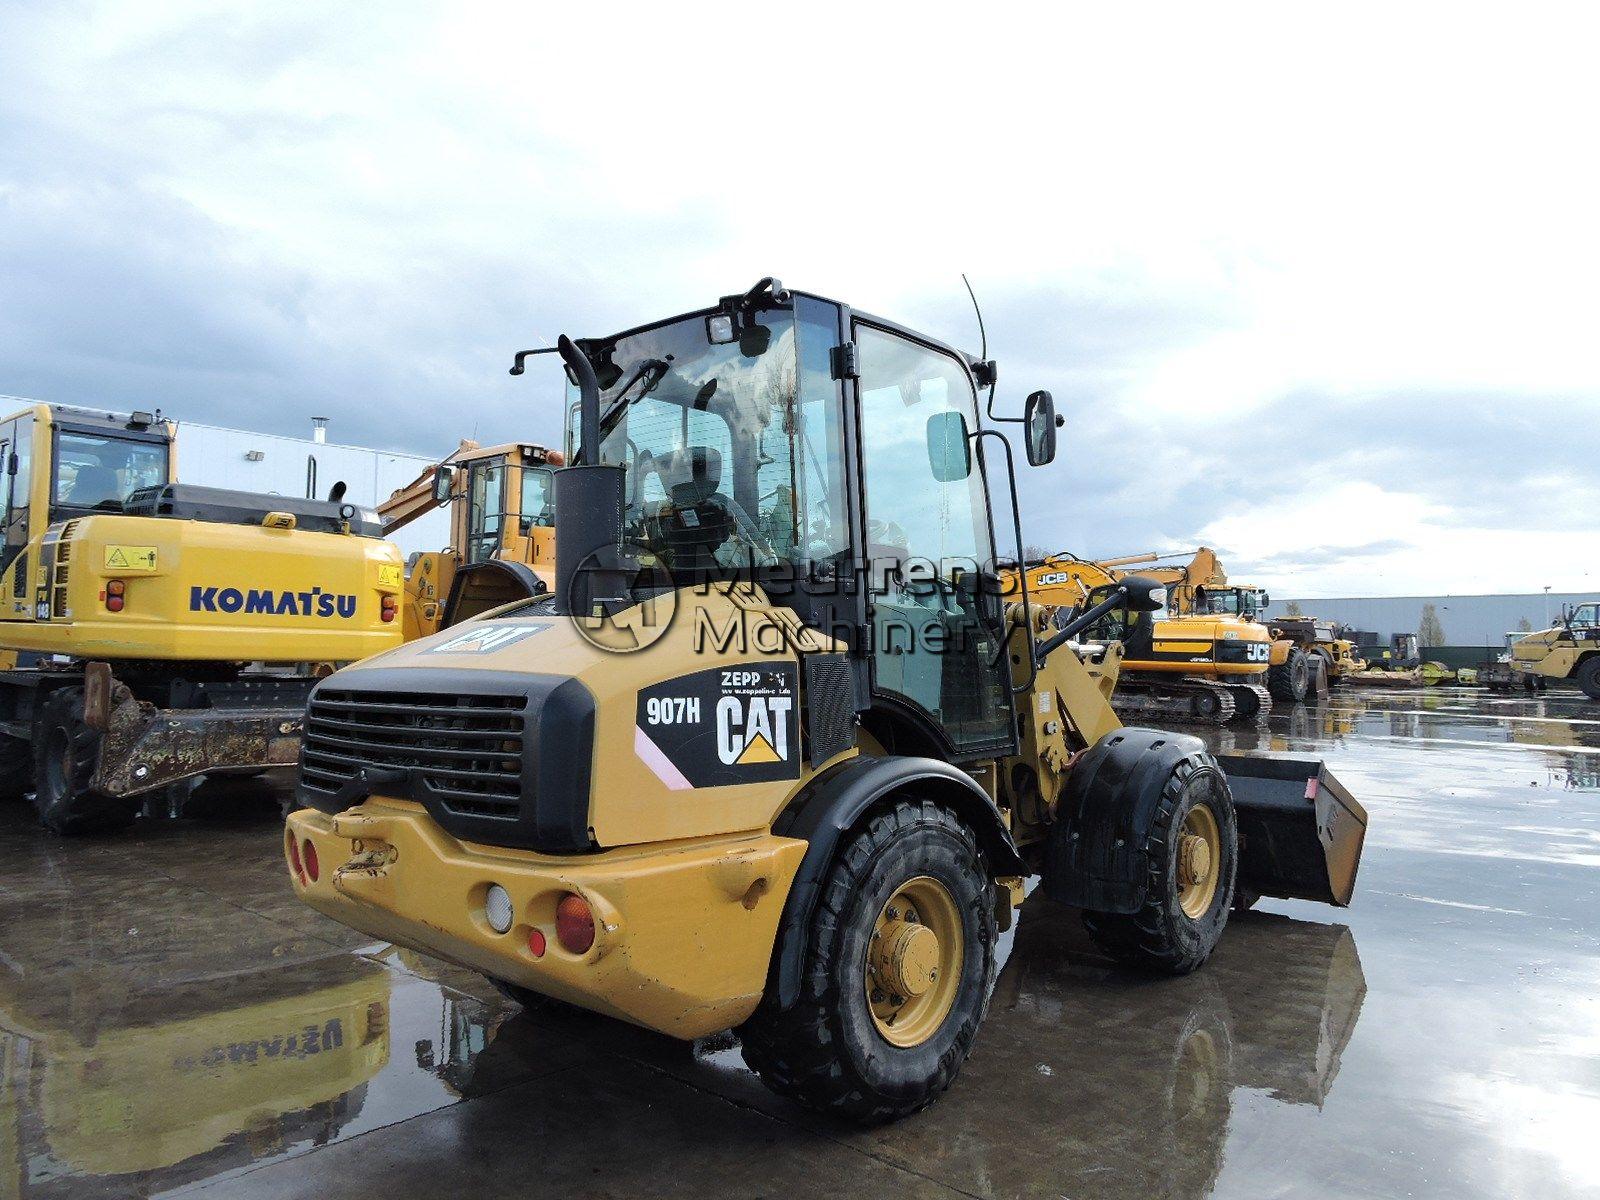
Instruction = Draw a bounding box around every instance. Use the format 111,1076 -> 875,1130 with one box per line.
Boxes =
1179,834 -> 1213,889
871,919 -> 940,997
1175,802 -> 1223,919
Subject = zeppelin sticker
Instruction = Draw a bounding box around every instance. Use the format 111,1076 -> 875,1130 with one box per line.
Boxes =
636,664 -> 799,789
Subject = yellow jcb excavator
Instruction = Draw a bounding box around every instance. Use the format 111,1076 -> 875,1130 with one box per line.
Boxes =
1005,551 -> 1274,723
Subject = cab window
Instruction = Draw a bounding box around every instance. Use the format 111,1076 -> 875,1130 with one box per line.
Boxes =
1571,604 -> 1598,629
54,432 -> 167,511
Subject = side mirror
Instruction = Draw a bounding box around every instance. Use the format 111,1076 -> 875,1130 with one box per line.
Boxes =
431,464 -> 456,505
1120,574 -> 1168,613
1023,390 -> 1060,467
925,411 -> 972,482
1260,592 -> 1270,607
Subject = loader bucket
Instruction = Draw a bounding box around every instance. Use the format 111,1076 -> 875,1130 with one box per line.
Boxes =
1215,754 -> 1368,906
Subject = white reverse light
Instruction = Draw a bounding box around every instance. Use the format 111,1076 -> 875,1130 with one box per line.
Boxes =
484,884 -> 515,934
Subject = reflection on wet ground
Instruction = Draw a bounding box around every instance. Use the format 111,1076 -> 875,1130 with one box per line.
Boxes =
1,687 -> 1597,1198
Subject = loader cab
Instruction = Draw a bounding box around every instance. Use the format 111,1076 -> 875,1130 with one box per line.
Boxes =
1564,603 -> 1598,632
566,288 -> 1030,761
441,445 -> 558,568
0,404 -> 174,615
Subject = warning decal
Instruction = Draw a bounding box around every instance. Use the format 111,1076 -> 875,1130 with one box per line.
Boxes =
636,663 -> 799,789
104,545 -> 158,572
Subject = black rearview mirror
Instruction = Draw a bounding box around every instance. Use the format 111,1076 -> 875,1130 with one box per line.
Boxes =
925,411 -> 972,483
1024,390 -> 1059,467
431,464 -> 456,505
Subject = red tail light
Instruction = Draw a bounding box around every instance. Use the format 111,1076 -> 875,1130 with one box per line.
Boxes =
555,893 -> 595,954
105,579 -> 126,612
527,928 -> 547,958
287,831 -> 304,882
302,838 -> 320,882
381,595 -> 398,623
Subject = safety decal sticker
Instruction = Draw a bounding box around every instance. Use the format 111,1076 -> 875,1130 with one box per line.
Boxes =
635,663 -> 799,789
104,545 -> 158,572
425,623 -> 548,654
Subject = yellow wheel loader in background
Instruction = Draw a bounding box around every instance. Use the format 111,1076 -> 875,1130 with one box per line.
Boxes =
285,281 -> 1367,1123
0,403 -> 403,833
378,440 -> 563,641
1510,601 -> 1600,698
1004,552 -> 1274,723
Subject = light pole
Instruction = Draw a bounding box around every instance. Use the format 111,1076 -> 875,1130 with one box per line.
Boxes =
1544,586 -> 1552,626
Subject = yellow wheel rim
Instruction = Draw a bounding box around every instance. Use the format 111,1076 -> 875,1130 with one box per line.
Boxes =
865,876 -> 964,1048
1177,803 -> 1222,919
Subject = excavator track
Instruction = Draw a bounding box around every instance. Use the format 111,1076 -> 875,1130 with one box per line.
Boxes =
1223,682 -> 1272,721
1113,676 -> 1239,726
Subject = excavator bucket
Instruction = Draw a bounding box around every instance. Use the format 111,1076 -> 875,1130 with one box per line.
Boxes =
1216,754 -> 1368,906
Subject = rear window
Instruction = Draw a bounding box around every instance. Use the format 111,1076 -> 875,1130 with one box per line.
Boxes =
56,433 -> 169,509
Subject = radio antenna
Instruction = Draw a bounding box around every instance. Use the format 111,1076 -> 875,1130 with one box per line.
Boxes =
961,272 -> 987,360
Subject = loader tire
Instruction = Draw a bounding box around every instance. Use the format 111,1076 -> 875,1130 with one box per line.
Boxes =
31,688 -> 137,835
0,735 -> 31,800
738,799 -> 996,1124
1082,752 -> 1237,975
1267,648 -> 1310,703
1577,657 -> 1600,701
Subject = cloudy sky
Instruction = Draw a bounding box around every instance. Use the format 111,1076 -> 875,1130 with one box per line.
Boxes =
3,2 -> 1596,597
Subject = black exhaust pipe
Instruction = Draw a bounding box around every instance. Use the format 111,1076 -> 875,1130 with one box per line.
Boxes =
552,335 -> 625,617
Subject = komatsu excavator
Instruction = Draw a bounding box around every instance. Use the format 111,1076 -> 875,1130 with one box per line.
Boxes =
285,280 -> 1367,1124
1005,552 -> 1273,723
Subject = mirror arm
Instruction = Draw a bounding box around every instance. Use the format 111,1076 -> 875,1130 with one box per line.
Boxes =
1034,586 -> 1134,668
971,429 -> 1037,694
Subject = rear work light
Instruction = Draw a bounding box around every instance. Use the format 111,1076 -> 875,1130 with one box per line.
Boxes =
381,594 -> 397,623
104,579 -> 126,612
555,892 -> 595,954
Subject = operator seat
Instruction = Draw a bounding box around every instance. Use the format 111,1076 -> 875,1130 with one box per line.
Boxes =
65,465 -> 121,507
654,446 -> 731,570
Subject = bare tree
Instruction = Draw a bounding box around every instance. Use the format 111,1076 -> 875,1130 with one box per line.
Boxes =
1419,603 -> 1446,647
1285,600 -> 1304,617
1517,617 -> 1533,632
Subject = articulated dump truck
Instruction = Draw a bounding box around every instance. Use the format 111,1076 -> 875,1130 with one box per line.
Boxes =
285,280 -> 1368,1123
0,403 -> 404,832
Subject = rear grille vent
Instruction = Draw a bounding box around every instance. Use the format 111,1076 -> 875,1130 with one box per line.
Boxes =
302,689 -> 528,819
51,521 -> 80,616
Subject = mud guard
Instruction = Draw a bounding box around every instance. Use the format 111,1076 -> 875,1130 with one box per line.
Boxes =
764,754 -> 1026,1012
1043,727 -> 1214,914
1216,754 -> 1367,906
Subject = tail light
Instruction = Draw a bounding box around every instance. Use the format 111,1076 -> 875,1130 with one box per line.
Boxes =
381,594 -> 398,623
286,830 -> 304,882
302,838 -> 320,882
555,892 -> 595,954
105,579 -> 126,612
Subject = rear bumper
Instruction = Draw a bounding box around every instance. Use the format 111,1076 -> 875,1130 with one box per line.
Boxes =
285,800 -> 805,1040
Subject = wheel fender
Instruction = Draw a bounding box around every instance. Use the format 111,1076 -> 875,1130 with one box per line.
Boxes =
1043,727 -> 1219,915
765,755 -> 1025,1012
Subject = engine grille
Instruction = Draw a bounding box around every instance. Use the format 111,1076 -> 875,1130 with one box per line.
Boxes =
302,688 -> 528,820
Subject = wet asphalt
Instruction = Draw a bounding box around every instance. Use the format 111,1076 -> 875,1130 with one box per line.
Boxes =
1,685 -> 1596,1199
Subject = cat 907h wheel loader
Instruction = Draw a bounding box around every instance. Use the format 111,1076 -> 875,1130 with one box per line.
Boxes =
285,281 -> 1367,1123
0,403 -> 404,832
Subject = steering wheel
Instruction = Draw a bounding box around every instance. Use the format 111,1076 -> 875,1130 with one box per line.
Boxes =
703,493 -> 776,561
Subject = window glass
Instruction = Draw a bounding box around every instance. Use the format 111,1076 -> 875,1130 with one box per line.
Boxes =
856,324 -> 1010,753
13,416 -> 31,509
1571,604 -> 1597,628
466,463 -> 504,563
55,432 -> 167,509
519,467 -> 555,528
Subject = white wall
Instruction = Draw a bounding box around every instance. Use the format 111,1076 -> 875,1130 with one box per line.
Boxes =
175,422 -> 450,558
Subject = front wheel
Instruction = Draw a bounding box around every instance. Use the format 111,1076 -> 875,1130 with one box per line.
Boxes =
1577,657 -> 1600,701
1083,753 -> 1238,974
1267,648 -> 1311,703
738,799 -> 996,1124
31,688 -> 137,835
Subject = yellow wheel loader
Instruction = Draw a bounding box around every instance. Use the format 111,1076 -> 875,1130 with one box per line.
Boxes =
378,440 -> 563,641
0,403 -> 404,832
285,281 -> 1367,1123
1004,553 -> 1274,724
1510,601 -> 1600,699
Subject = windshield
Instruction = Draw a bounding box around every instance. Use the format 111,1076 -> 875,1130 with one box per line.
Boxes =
55,431 -> 168,510
572,307 -> 840,577
1199,588 -> 1263,617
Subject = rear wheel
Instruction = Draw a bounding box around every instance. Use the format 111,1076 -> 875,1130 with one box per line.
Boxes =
31,688 -> 137,835
1083,752 -> 1238,974
738,799 -> 996,1123
1577,657 -> 1600,701
1267,647 -> 1310,703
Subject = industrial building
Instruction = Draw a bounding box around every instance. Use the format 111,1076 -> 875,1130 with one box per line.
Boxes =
176,415 -> 448,557
1260,592 -> 1592,649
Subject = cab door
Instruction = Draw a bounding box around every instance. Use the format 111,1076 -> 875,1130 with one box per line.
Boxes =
853,322 -> 1013,759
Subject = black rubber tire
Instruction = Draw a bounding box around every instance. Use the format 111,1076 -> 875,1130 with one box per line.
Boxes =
738,799 -> 997,1124
31,688 -> 137,835
1267,647 -> 1310,703
1082,752 -> 1238,975
1577,657 -> 1600,701
0,735 -> 31,801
